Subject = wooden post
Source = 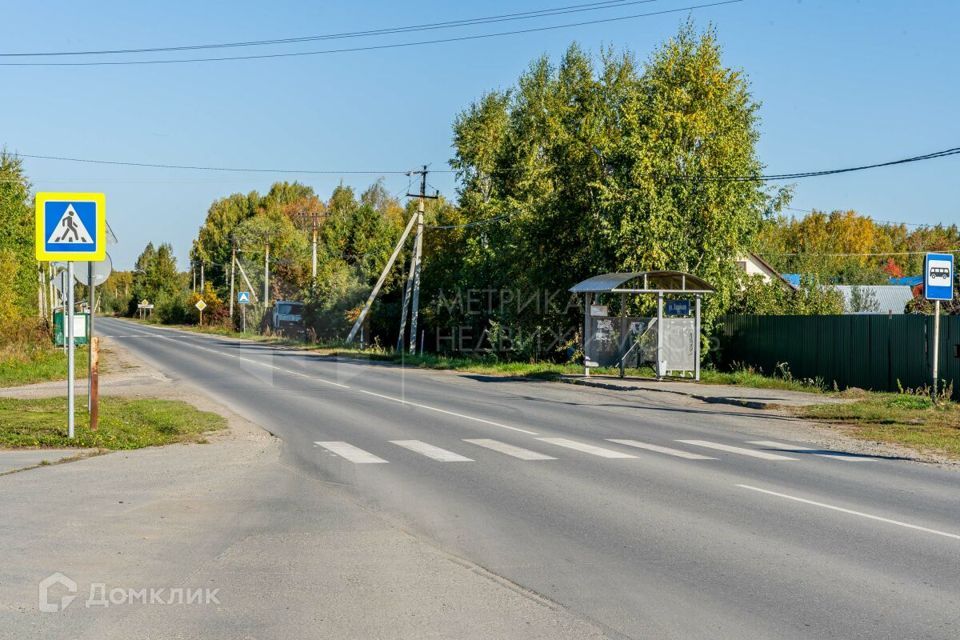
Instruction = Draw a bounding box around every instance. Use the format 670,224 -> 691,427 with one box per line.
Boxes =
90,337 -> 100,431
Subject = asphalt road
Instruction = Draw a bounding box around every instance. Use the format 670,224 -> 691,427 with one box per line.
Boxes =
98,317 -> 960,639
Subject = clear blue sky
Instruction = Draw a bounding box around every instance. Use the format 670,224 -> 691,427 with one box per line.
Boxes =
2,0 -> 958,269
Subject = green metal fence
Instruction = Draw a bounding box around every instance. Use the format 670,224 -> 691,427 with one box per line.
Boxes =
717,315 -> 960,398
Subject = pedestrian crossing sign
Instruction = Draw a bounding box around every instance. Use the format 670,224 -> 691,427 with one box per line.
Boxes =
237,291 -> 251,304
35,192 -> 106,261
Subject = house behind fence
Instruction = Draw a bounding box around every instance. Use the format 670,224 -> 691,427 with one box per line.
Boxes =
717,314 -> 960,398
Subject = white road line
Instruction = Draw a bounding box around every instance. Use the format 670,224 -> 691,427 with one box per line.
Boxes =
737,484 -> 960,541
118,322 -> 537,435
748,440 -> 877,462
390,440 -> 473,462
146,333 -> 352,389
313,441 -> 388,464
607,439 -> 717,460
676,440 -> 797,461
752,440 -> 878,461
463,439 -> 556,461
536,438 -> 637,459
356,389 -> 537,435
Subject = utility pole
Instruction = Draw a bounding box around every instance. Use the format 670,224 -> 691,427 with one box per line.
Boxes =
263,243 -> 270,311
346,211 -> 419,344
200,261 -> 205,292
405,166 -> 438,354
311,209 -> 319,281
229,243 -> 236,326
396,249 -> 416,352
346,165 -> 438,347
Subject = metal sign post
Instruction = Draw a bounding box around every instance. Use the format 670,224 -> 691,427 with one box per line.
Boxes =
36,192 -> 106,440
237,291 -> 250,333
66,262 -> 75,438
195,299 -> 207,326
88,262 -> 93,412
924,252 -> 955,402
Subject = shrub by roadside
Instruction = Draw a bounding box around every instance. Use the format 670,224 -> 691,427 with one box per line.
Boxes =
0,397 -> 226,449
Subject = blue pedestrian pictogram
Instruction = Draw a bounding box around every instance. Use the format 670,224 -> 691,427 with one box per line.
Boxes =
44,201 -> 98,253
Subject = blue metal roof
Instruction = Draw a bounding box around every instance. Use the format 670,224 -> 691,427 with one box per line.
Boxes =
888,276 -> 923,286
781,273 -> 802,287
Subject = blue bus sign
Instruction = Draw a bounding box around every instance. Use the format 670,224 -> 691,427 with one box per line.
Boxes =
924,253 -> 954,301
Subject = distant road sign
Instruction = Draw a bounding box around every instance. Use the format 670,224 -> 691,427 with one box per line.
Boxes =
237,291 -> 251,305
73,253 -> 113,287
924,253 -> 954,301
35,192 -> 106,261
195,299 -> 207,312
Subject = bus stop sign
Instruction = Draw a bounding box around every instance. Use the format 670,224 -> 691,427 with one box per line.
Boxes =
924,253 -> 954,301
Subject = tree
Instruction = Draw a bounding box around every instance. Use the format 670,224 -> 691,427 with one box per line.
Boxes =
756,209 -> 960,286
730,275 -> 844,315
445,23 -> 770,356
130,242 -> 184,321
193,191 -> 260,293
848,286 -> 880,313
0,152 -> 36,322
233,212 -> 308,305
99,271 -> 134,315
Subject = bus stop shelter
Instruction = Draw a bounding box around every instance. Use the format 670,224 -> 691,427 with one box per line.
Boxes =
569,271 -> 715,380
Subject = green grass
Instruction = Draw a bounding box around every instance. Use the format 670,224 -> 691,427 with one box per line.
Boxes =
798,393 -> 960,458
0,346 -> 88,387
0,396 -> 226,449
696,368 -> 825,393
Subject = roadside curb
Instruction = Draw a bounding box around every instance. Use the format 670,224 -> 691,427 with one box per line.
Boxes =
0,448 -> 108,477
557,376 -> 783,410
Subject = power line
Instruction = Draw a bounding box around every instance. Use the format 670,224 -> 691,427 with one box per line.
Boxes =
783,207 -> 942,228
0,0 -> 639,57
426,212 -> 515,230
0,1 -> 742,67
763,249 -> 960,257
740,147 -> 960,182
16,143 -> 960,183
470,145 -> 960,181
16,153 -> 415,175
